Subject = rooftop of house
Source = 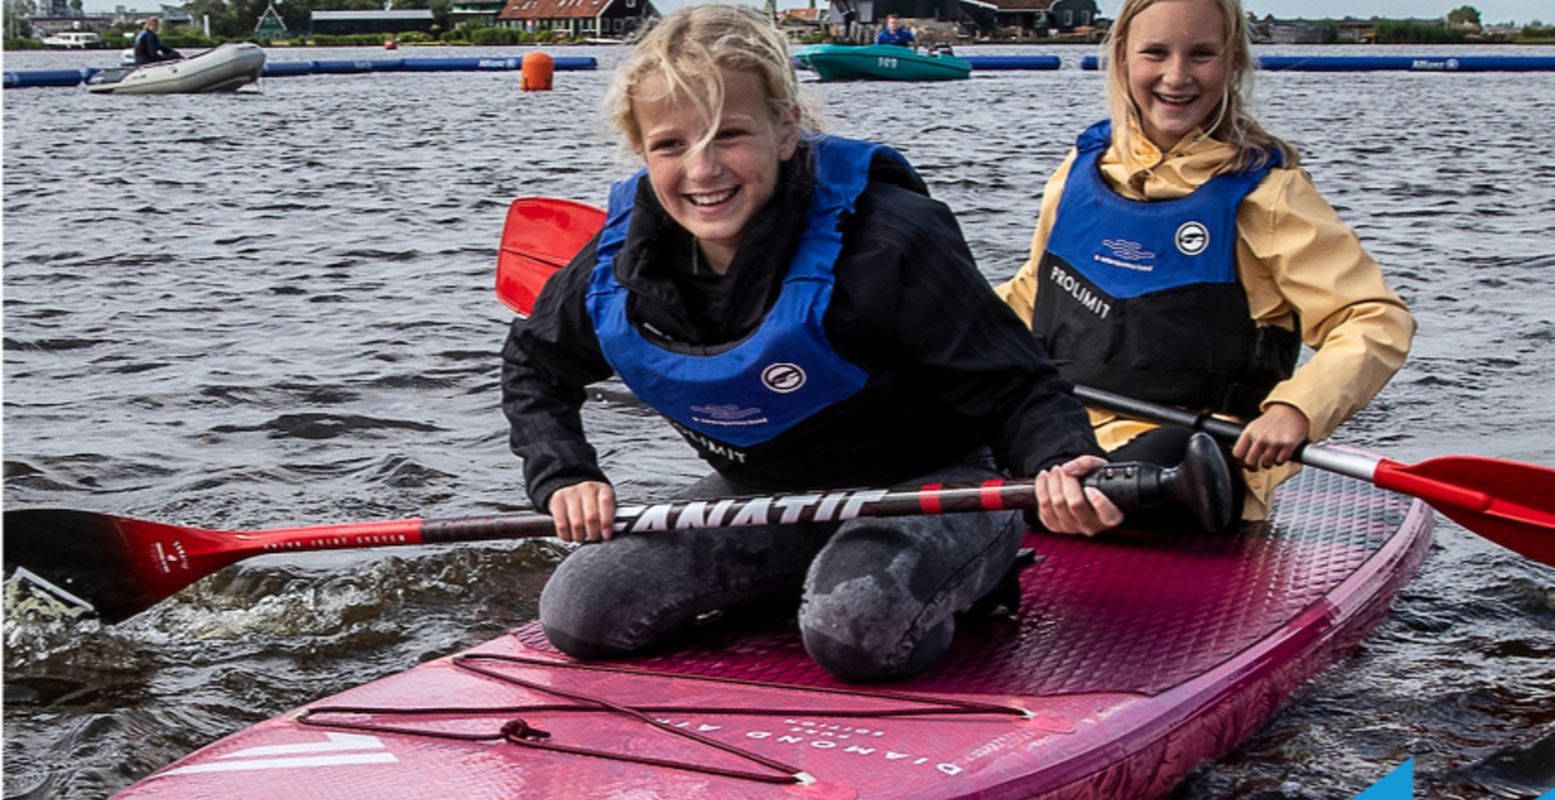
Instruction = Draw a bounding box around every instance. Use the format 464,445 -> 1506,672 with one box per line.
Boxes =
498,0 -> 614,20
983,0 -> 1058,12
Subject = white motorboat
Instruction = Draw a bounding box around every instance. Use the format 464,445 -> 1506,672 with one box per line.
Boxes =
43,31 -> 102,48
87,42 -> 265,95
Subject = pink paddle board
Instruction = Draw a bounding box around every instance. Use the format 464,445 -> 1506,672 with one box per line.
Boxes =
115,463 -> 1432,799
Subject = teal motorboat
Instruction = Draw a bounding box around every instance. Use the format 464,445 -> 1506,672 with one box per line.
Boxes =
796,43 -> 971,81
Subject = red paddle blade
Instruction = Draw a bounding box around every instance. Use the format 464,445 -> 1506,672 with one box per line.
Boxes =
496,197 -> 606,315
1374,456 -> 1555,565
3,510 -> 247,623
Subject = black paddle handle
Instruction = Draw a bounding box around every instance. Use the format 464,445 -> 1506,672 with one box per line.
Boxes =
1075,386 -> 1257,444
420,513 -> 556,543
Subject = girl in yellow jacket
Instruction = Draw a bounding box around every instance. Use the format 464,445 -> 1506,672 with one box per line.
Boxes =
1002,0 -> 1415,525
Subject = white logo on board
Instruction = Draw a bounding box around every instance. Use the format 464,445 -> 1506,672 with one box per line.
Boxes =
159,732 -> 398,776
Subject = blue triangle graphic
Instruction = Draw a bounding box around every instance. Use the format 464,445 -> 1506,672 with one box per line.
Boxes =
1355,759 -> 1413,800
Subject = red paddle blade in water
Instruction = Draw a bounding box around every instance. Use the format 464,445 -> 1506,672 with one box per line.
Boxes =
496,197 -> 606,315
2,510 -> 249,623
1374,455 -> 1555,565
4,509 -> 456,623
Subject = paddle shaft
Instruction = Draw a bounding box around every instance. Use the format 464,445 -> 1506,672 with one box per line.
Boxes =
1073,385 -> 1384,481
1072,385 -> 1548,541
235,481 -> 1036,551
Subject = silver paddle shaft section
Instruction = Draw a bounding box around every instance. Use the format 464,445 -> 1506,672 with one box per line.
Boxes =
1074,385 -> 1384,480
1299,445 -> 1382,482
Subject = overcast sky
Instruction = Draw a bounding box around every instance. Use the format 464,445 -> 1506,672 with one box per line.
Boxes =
77,0 -> 1550,27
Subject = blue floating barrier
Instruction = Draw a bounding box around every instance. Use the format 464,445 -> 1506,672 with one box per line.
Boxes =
401,57 -> 482,71
1079,53 -> 1555,72
400,55 -> 595,72
1262,55 -> 1411,71
311,58 -> 393,74
262,60 -> 318,77
475,57 -> 525,70
964,55 -> 1061,70
1260,55 -> 1555,71
0,53 -> 615,89
1459,56 -> 1555,70
3,68 -> 94,88
551,56 -> 596,70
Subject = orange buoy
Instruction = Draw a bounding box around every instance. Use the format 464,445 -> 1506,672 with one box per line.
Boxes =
521,51 -> 554,92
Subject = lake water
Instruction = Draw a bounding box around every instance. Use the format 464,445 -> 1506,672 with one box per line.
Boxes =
3,43 -> 1553,799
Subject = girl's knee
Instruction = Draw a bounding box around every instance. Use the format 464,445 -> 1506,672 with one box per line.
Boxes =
798,571 -> 953,680
538,588 -> 685,659
538,548 -> 671,658
799,595 -> 954,682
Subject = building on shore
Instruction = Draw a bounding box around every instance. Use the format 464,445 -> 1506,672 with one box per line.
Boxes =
816,0 -> 1097,40
984,0 -> 1099,36
28,1 -> 187,38
29,16 -> 113,37
310,9 -> 436,36
254,1 -> 288,39
819,0 -> 982,39
105,3 -> 190,25
1249,15 -> 1338,44
778,5 -> 824,38
494,0 -> 658,40
449,0 -> 507,29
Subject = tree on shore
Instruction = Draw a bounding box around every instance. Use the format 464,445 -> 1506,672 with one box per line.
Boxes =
5,0 -> 32,38
1446,5 -> 1481,26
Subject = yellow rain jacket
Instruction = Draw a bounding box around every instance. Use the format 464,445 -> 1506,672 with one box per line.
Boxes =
996,125 -> 1416,520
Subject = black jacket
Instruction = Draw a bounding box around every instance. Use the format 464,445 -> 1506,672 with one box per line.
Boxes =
133,29 -> 179,66
501,142 -> 1101,509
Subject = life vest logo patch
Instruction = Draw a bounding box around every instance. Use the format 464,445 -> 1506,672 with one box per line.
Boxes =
1175,221 -> 1209,256
690,404 -> 764,422
1096,238 -> 1156,272
761,363 -> 807,394
1102,238 -> 1156,262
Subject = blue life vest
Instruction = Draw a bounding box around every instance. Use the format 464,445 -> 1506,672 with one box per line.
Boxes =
586,136 -> 906,447
1032,120 -> 1299,417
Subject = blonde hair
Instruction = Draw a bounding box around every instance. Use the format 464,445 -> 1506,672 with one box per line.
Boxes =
603,4 -> 821,157
1101,0 -> 1298,172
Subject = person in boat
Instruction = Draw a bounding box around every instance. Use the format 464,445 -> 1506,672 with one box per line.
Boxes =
501,5 -> 1217,682
133,17 -> 181,66
996,0 -> 1415,529
875,14 -> 916,47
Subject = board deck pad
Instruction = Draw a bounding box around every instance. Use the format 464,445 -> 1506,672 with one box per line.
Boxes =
115,465 -> 1432,800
